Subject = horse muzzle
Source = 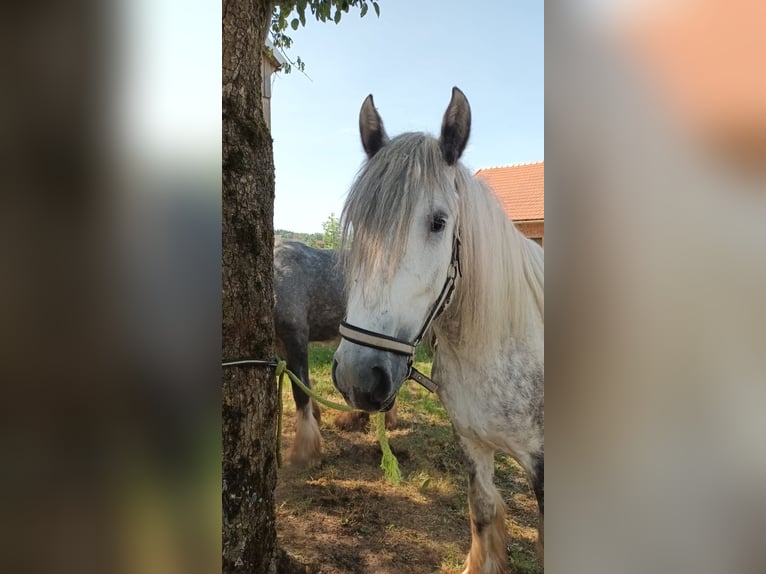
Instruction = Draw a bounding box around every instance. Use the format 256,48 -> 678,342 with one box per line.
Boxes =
331,345 -> 408,412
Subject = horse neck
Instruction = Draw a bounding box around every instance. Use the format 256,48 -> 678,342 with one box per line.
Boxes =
435,195 -> 543,359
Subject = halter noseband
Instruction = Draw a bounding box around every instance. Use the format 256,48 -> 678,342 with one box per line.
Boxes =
338,232 -> 462,393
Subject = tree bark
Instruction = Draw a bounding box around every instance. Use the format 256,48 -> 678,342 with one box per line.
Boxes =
222,0 -> 279,572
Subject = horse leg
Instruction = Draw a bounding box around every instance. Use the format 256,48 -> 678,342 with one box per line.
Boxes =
461,438 -> 508,574
311,395 -> 321,425
284,334 -> 321,467
527,451 -> 544,563
384,402 -> 398,430
333,410 -> 370,432
334,400 -> 398,431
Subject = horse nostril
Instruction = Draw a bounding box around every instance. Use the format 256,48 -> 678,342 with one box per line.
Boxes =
370,365 -> 391,402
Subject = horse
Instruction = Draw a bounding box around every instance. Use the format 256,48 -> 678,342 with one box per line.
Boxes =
273,240 -> 397,467
331,88 -> 544,573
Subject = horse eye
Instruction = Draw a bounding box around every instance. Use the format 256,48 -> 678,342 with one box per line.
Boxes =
430,214 -> 446,233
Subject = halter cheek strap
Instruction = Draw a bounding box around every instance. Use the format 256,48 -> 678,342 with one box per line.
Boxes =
338,232 -> 462,393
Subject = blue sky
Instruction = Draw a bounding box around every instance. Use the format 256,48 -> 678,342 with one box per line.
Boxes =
271,0 -> 543,232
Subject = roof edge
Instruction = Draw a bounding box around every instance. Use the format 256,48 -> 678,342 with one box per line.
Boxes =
475,160 -> 544,174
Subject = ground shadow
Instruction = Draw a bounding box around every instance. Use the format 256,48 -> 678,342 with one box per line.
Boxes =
277,406 -> 542,574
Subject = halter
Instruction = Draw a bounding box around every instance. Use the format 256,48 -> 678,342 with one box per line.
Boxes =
338,232 -> 462,393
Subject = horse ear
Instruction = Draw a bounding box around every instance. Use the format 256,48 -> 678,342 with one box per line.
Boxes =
359,94 -> 389,158
440,87 -> 471,165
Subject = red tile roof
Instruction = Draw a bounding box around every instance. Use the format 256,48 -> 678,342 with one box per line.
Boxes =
475,162 -> 544,222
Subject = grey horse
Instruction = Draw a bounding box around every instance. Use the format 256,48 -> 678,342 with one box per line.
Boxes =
274,240 -> 397,467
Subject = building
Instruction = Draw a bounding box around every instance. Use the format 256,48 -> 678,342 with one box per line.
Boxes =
475,161 -> 544,246
261,39 -> 286,130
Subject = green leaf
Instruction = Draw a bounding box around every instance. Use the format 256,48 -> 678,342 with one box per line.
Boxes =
334,9 -> 341,24
299,9 -> 306,27
373,1 -> 380,17
290,17 -> 299,30
360,2 -> 368,17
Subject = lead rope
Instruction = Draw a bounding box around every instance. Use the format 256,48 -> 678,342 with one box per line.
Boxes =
222,358 -> 401,483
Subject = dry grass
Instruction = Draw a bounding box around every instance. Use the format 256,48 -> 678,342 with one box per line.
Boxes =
276,342 -> 542,574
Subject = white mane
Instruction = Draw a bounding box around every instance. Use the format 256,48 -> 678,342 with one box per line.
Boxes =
442,166 -> 544,352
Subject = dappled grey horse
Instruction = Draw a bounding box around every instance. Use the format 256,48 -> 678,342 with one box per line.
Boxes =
274,240 -> 396,467
332,88 -> 544,573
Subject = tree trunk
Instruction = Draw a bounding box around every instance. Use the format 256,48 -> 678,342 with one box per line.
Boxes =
222,0 -> 279,572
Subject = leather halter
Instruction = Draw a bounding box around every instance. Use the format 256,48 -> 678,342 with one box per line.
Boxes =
338,232 -> 462,392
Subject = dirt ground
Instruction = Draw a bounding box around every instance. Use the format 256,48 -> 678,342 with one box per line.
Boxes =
275,343 -> 542,574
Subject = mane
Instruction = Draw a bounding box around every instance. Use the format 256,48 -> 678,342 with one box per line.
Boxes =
340,132 -> 543,351
444,167 -> 544,350
340,133 -> 457,283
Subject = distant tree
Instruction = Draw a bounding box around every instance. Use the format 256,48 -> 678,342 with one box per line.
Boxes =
321,213 -> 340,250
223,1 -> 380,572
274,229 -> 323,246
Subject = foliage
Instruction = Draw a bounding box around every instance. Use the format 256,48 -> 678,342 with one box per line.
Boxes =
275,228 -> 323,247
275,212 -> 339,249
321,213 -> 340,250
269,0 -> 381,73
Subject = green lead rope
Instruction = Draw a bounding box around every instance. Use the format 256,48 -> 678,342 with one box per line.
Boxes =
275,359 -> 401,484
278,359 -> 357,412
375,412 -> 401,485
275,361 -> 286,467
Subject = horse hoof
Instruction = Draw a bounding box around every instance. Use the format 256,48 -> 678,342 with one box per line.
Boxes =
333,411 -> 370,432
287,409 -> 322,467
286,449 -> 321,468
286,438 -> 322,468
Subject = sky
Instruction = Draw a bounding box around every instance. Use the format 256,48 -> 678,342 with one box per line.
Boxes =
271,0 -> 544,233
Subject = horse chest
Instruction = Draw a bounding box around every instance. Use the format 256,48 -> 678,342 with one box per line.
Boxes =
439,379 -> 507,441
434,355 -> 544,459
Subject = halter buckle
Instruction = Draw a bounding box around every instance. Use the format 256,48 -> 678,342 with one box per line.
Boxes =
407,365 -> 438,393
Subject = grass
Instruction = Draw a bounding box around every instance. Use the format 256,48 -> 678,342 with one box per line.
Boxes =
276,341 -> 542,574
